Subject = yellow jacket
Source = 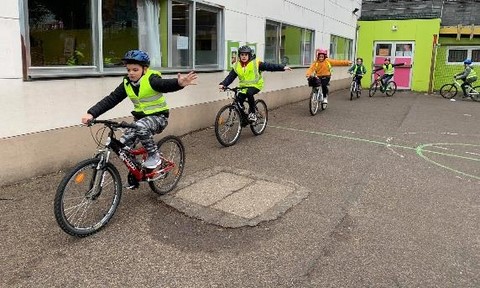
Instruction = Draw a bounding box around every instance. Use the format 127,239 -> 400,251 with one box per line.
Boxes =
305,59 -> 351,77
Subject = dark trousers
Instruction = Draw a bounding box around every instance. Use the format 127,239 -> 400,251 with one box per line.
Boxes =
320,76 -> 331,97
460,77 -> 476,96
380,74 -> 393,87
353,75 -> 363,87
237,87 -> 260,114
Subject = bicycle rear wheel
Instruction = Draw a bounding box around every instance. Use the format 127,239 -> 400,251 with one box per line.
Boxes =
149,136 -> 185,195
469,86 -> 480,101
309,88 -> 319,115
385,81 -> 397,97
369,82 -> 379,97
439,83 -> 457,99
214,105 -> 242,147
250,99 -> 268,135
54,158 -> 122,237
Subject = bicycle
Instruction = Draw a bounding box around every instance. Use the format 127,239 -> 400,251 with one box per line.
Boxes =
214,87 -> 268,147
369,72 -> 397,97
439,78 -> 480,101
53,119 -> 185,237
308,76 -> 328,116
349,73 -> 363,100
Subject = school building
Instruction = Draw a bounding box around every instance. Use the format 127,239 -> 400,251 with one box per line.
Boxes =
0,0 -> 361,185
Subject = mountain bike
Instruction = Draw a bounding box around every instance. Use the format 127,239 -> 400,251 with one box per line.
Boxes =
53,119 -> 185,237
369,72 -> 397,97
214,87 -> 268,147
308,76 -> 328,116
439,78 -> 480,101
349,73 -> 363,100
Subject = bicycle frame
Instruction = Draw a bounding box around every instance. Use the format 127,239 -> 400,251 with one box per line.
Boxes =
223,87 -> 251,127
92,120 -> 173,182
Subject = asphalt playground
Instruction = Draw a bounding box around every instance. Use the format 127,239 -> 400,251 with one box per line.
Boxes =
1,88 -> 479,287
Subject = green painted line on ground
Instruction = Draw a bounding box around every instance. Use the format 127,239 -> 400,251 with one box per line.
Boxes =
270,125 -> 480,180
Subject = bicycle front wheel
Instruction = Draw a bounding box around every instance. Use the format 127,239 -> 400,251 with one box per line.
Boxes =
385,81 -> 397,97
149,136 -> 185,195
350,82 -> 355,101
215,105 -> 242,147
250,99 -> 268,135
369,81 -> 379,97
54,158 -> 122,237
439,83 -> 457,99
309,89 -> 319,115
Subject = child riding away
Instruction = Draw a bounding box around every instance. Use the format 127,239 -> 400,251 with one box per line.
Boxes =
373,58 -> 404,92
348,57 -> 367,90
219,45 -> 292,122
305,49 -> 351,104
455,58 -> 477,97
81,49 -> 197,169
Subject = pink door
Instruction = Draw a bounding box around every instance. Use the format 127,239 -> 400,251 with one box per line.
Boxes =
373,42 -> 413,89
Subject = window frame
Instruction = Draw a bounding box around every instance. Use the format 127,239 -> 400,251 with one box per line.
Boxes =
21,0 -> 224,80
446,46 -> 480,64
265,19 -> 314,67
330,34 -> 353,60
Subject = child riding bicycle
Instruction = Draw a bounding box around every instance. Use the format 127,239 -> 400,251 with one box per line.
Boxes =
455,58 -> 477,97
81,49 -> 197,169
373,58 -> 404,92
218,45 -> 292,122
305,48 -> 351,104
348,57 -> 367,89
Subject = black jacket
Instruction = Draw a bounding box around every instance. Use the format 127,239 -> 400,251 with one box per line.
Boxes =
87,73 -> 183,119
219,58 -> 286,87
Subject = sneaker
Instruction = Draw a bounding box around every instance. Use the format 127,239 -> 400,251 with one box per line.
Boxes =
248,112 -> 257,122
143,152 -> 162,169
322,97 -> 328,104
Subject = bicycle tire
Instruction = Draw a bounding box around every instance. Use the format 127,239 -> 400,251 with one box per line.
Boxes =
356,84 -> 361,98
350,82 -> 355,101
250,99 -> 268,135
471,86 -> 480,102
439,83 -> 457,99
54,158 -> 122,237
309,88 -> 319,115
369,81 -> 378,97
214,104 -> 242,147
385,81 -> 397,97
149,135 -> 185,195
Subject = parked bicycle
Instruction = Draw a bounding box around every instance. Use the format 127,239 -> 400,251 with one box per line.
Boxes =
439,78 -> 480,101
54,119 -> 185,237
214,87 -> 268,147
308,76 -> 328,116
349,73 -> 362,100
369,71 -> 397,97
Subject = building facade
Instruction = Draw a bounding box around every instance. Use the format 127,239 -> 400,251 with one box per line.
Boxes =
0,0 -> 361,184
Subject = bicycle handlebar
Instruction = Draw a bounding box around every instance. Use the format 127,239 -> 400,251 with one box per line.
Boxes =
89,119 -> 137,129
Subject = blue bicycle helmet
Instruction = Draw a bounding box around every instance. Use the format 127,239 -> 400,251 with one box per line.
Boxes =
464,58 -> 472,65
122,49 -> 150,66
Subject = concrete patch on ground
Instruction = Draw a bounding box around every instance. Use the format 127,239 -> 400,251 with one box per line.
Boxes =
160,166 -> 310,228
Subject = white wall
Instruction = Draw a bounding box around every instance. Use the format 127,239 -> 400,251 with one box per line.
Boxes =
1,0 -> 22,79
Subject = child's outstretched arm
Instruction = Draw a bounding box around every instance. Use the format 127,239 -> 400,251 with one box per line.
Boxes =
219,69 -> 238,90
259,62 -> 291,72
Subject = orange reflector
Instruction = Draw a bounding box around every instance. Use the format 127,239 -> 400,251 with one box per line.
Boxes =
218,117 -> 224,125
75,172 -> 86,183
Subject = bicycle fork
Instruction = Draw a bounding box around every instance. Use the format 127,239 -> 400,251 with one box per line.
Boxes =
86,151 -> 110,199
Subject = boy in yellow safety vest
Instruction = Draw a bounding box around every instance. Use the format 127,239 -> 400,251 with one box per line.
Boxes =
81,49 -> 197,170
219,45 -> 292,122
455,58 -> 478,98
373,58 -> 404,92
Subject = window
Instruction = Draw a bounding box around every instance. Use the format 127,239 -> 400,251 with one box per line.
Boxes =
23,0 -> 222,78
447,47 -> 480,63
330,35 -> 353,60
102,0 -> 139,68
375,43 -> 392,57
162,0 -> 221,69
265,20 -> 313,66
28,0 -> 94,67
